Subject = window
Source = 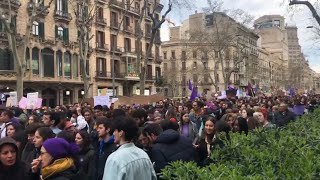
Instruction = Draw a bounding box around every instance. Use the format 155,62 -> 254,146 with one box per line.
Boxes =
72,54 -> 78,78
182,61 -> 186,70
147,65 -> 152,79
171,61 -> 176,70
274,20 -> 280,27
193,61 -> 197,69
57,27 -> 63,38
124,38 -> 131,52
32,48 -> 39,74
56,0 -> 68,14
111,34 -> 117,50
96,31 -> 105,48
171,51 -> 176,59
193,50 -> 197,58
181,51 -> 186,60
216,73 -> 220,82
97,7 -> 104,19
57,51 -> 63,77
0,49 -> 14,70
96,58 -> 106,76
215,51 -> 218,58
127,58 -> 135,74
124,16 -> 130,30
32,21 -> 39,35
32,21 -> 44,38
56,0 -> 63,12
42,48 -> 54,77
55,26 -> 69,43
145,43 -> 149,53
193,74 -> 198,83
163,52 -> 167,59
111,11 -> 118,27
64,52 -> 71,77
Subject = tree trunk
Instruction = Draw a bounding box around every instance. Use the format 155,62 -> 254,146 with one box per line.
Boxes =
16,70 -> 24,101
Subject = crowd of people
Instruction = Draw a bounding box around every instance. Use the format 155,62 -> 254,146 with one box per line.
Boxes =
0,94 -> 319,180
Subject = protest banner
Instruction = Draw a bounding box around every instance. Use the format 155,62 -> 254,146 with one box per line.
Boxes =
94,95 -> 110,106
19,97 -> 28,109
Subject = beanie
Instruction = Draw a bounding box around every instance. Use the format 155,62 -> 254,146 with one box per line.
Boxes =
42,138 -> 79,160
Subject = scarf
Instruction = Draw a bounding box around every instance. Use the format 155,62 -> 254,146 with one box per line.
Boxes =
41,158 -> 74,180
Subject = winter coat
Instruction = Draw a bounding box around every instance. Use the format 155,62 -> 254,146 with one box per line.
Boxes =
196,136 -> 224,167
178,121 -> 198,143
274,110 -> 296,127
77,145 -> 95,180
44,167 -> 78,180
150,129 -> 196,173
94,136 -> 118,180
21,142 -> 39,170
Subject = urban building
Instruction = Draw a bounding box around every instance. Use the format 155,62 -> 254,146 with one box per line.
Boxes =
254,15 -> 289,89
0,0 -> 162,106
161,12 -> 259,97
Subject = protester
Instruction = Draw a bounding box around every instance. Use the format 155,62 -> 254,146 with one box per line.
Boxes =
31,138 -> 79,179
151,119 -> 196,174
0,110 -> 20,138
41,112 -> 62,135
0,137 -> 30,180
178,112 -> 198,143
274,103 -> 296,127
5,123 -> 23,138
75,131 -> 95,180
103,116 -> 156,180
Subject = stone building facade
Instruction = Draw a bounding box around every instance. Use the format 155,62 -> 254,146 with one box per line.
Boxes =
0,0 -> 162,106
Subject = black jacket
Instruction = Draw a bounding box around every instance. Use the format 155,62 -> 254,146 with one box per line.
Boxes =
196,136 -> 224,167
151,129 -> 196,173
44,167 -> 78,180
274,110 -> 296,127
21,142 -> 39,170
94,136 -> 117,180
77,145 -> 95,180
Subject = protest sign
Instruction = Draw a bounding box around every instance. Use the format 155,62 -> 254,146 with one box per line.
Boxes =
9,92 -> 17,107
94,95 -> 110,106
27,92 -> 39,109
19,97 -> 28,109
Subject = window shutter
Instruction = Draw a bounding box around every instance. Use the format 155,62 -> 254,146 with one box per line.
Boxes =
55,25 -> 58,39
63,28 -> 69,43
64,0 -> 68,13
39,22 -> 44,39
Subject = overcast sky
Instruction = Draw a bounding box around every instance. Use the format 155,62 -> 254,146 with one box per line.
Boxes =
161,0 -> 320,73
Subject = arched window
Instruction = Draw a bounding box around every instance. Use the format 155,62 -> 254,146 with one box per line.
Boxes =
56,50 -> 63,77
32,21 -> 39,35
0,49 -> 14,70
42,48 -> 54,77
64,51 -> 71,77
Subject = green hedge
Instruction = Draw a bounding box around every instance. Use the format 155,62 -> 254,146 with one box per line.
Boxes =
161,109 -> 320,180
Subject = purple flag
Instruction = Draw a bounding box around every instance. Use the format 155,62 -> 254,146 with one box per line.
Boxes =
188,80 -> 193,91
293,105 -> 304,116
190,86 -> 198,101
289,87 -> 296,97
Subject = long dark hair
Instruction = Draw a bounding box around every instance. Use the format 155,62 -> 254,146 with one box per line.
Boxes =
200,115 -> 217,140
36,127 -> 56,142
76,131 -> 91,152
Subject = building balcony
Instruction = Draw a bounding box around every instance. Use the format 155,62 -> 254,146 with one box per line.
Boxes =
27,2 -> 49,16
96,18 -> 107,26
54,10 -> 72,23
124,72 -> 140,80
0,0 -> 21,11
110,46 -> 123,54
110,21 -> 119,30
95,43 -> 109,52
146,75 -> 155,81
95,0 -> 107,4
96,71 -> 107,78
127,6 -> 140,15
123,26 -> 133,34
109,0 -> 125,9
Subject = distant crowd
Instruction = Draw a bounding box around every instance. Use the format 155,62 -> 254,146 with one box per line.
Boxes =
0,94 -> 318,180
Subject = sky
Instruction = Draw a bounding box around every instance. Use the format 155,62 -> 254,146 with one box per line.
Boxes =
160,0 -> 320,73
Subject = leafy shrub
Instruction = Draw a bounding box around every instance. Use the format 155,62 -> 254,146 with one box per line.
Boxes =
161,109 -> 320,179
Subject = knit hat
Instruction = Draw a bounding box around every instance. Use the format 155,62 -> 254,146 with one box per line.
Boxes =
42,138 -> 79,160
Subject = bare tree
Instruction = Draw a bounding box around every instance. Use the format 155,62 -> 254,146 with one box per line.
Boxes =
184,0 -> 255,90
71,0 -> 97,99
0,0 -> 53,100
289,0 -> 320,26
